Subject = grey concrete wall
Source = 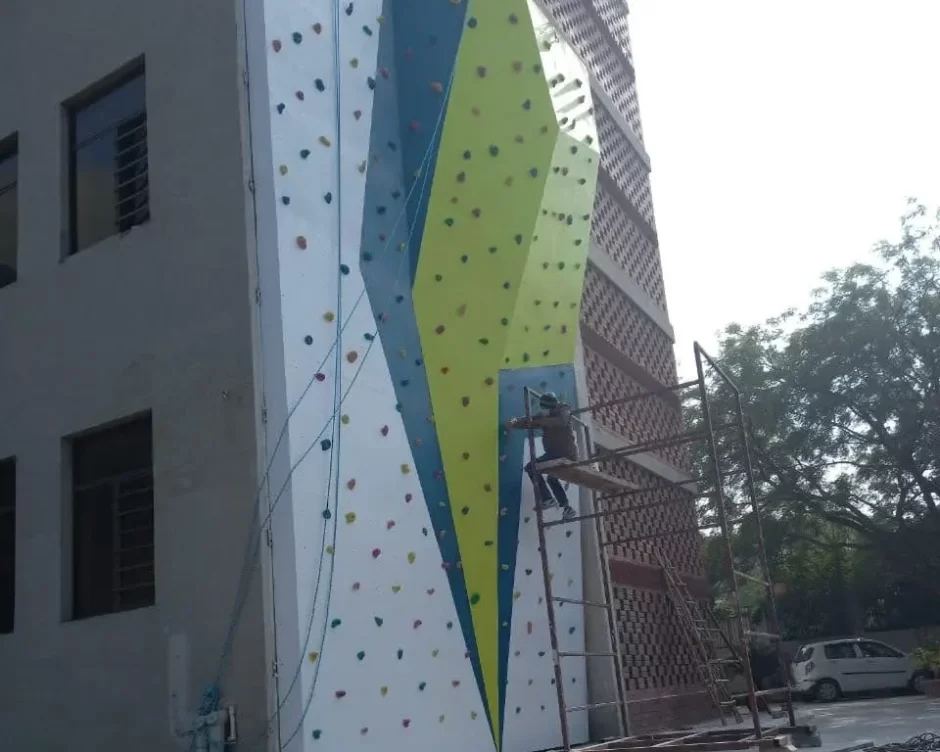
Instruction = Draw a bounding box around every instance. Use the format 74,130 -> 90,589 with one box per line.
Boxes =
0,1 -> 268,749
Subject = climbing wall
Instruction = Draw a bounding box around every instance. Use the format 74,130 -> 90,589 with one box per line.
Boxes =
246,1 -> 598,751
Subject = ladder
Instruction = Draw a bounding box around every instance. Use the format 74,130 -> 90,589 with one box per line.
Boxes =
655,549 -> 742,724
522,387 -> 630,752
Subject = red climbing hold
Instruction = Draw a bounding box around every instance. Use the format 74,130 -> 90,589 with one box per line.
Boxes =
404,493 -> 413,502
272,40 -> 282,52
312,22 -> 322,34
347,479 -> 356,490
402,719 -> 411,729
372,548 -> 381,558
335,690 -> 347,699
413,619 -> 422,629
380,425 -> 389,436
386,520 -> 395,530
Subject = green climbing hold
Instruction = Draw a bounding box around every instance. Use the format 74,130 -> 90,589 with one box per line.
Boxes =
331,618 -> 342,628
470,593 -> 481,605
397,648 -> 404,659
357,651 -> 366,661
374,616 -> 383,626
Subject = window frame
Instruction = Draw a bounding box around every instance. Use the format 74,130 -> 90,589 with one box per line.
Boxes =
0,457 -> 15,634
823,642 -> 859,660
70,413 -> 155,621
65,57 -> 149,257
0,132 -> 18,289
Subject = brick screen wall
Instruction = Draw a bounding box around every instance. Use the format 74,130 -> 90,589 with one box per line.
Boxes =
540,0 -> 717,734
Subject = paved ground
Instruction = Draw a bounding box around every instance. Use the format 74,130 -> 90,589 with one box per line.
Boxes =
796,695 -> 940,751
690,695 -> 940,752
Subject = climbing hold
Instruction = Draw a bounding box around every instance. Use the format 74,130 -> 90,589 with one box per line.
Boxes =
347,479 -> 356,490
357,651 -> 365,661
402,719 -> 411,729
322,509 -> 332,520
319,136 -> 331,147
320,439 -> 331,451
413,619 -> 422,629
391,584 -> 402,593
372,548 -> 381,558
323,192 -> 332,204
292,31 -> 302,43
272,40 -> 282,52
346,351 -> 358,363
397,649 -> 404,659
407,552 -> 416,563
312,729 -> 322,740
335,690 -> 346,699
331,618 -> 342,628
276,103 -> 285,114
323,311 -> 335,322
345,512 -> 356,524
419,681 -> 426,691
295,90 -> 304,101
401,464 -> 411,474
296,236 -> 307,250
380,686 -> 388,696
308,651 -> 319,662
469,593 -> 481,605
386,520 -> 395,530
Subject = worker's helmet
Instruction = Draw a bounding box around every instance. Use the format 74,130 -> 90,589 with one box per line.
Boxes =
539,392 -> 560,409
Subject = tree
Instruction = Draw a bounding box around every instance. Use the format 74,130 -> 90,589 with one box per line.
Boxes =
691,201 -> 940,617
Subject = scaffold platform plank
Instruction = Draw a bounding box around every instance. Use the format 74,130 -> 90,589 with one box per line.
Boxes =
534,458 -> 638,495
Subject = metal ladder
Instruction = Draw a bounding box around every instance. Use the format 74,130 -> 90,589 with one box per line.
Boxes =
523,388 -> 630,752
656,549 -> 743,724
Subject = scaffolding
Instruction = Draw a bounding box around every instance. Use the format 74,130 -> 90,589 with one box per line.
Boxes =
517,343 -> 808,752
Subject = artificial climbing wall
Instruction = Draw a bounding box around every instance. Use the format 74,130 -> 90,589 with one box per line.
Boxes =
246,1 -> 602,751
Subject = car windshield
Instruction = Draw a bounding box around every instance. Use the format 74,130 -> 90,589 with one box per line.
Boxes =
793,645 -> 814,663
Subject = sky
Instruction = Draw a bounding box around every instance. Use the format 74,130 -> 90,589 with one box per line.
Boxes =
627,0 -> 940,379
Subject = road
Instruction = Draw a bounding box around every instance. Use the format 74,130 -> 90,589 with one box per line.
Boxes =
797,695 -> 940,751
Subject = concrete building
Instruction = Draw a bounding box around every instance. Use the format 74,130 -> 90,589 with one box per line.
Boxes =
0,1 -> 707,750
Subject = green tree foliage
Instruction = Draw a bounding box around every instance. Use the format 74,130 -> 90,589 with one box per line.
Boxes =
691,202 -> 940,637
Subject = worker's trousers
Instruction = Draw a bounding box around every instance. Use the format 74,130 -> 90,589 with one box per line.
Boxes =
524,451 -> 570,508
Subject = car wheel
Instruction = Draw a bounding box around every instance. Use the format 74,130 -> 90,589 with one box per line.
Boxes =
815,679 -> 841,702
912,671 -> 930,694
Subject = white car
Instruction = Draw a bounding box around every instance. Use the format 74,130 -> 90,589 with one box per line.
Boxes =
790,637 -> 932,702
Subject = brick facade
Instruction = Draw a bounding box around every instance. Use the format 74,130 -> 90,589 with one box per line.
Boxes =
539,0 -> 717,734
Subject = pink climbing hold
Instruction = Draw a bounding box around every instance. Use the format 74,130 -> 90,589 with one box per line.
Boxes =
402,719 -> 411,729
272,40 -> 282,52
347,479 -> 356,490
372,548 -> 381,558
315,373 -> 326,382
386,520 -> 395,530
381,425 -> 389,436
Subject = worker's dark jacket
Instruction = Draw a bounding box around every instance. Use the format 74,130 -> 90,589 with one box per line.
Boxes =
524,405 -> 578,460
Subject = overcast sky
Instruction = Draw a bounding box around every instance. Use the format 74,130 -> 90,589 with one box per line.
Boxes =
628,0 -> 940,379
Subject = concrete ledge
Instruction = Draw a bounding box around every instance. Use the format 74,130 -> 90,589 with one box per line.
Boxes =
588,240 -> 674,342
591,422 -> 694,485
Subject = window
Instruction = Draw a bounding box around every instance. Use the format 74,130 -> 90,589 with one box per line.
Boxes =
67,60 -> 149,255
824,642 -> 858,660
793,645 -> 814,663
860,641 -> 903,659
0,134 -> 16,289
0,458 -> 14,633
71,414 -> 154,619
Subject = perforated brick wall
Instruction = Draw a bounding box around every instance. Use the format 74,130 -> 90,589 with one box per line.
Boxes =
564,0 -> 717,734
582,267 -> 677,386
596,102 -> 655,230
590,0 -> 634,69
540,0 -> 644,141
596,452 -> 700,575
591,186 -> 668,312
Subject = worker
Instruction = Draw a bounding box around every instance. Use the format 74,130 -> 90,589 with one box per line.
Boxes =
506,392 -> 578,520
